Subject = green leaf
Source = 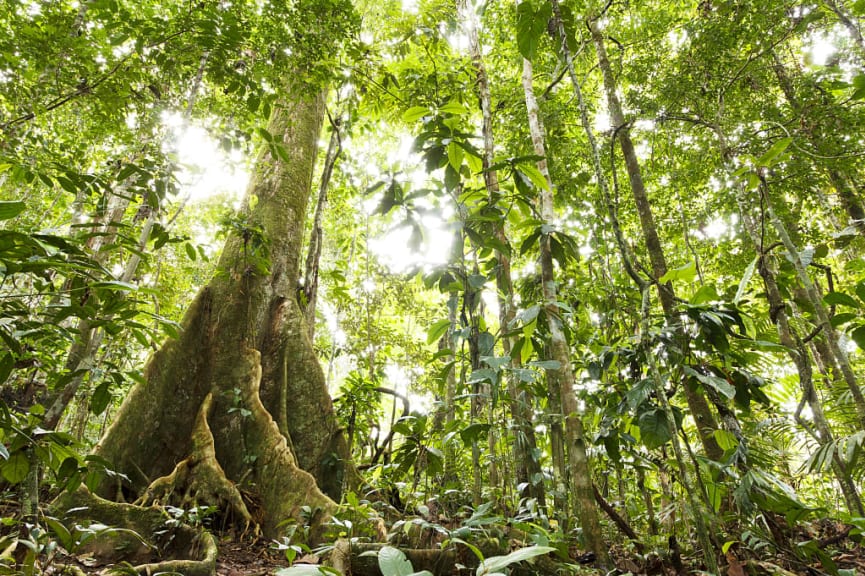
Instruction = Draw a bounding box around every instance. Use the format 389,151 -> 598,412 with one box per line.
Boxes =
467,369 -> 497,385
851,325 -> 865,350
460,423 -> 492,446
402,106 -> 431,123
855,281 -> 865,305
90,381 -> 113,416
638,409 -> 672,449
852,73 -> 865,100
735,256 -> 759,304
515,163 -> 547,192
44,517 -> 73,550
91,281 -> 138,291
684,366 -> 736,399
830,312 -> 857,328
624,379 -> 652,411
756,137 -> 793,167
750,340 -> 787,351
439,101 -> 469,116
823,291 -> 860,309
256,127 -> 274,142
0,353 -> 13,386
1,452 -> 30,484
426,319 -> 451,345
706,481 -> 723,513
691,285 -> 719,305
379,545 -> 414,576
185,242 -> 197,261
714,429 -> 738,451
447,141 -> 464,171
481,355 -> 511,370
659,261 -> 697,284
0,201 -> 25,220
527,360 -> 560,370
804,441 -> 835,474
516,1 -> 552,61
477,546 -> 556,576
513,305 -> 540,327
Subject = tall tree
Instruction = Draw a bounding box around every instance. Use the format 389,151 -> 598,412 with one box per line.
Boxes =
521,58 -> 610,569
91,0 -> 362,537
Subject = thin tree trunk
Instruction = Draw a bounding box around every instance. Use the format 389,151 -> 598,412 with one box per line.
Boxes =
520,43 -> 608,568
758,175 -> 865,429
639,289 -> 719,575
461,0 -> 545,507
303,113 -> 343,338
443,270 -> 461,483
738,208 -> 864,515
635,465 -> 659,535
586,16 -> 725,462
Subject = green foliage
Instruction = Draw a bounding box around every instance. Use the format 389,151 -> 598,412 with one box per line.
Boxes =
375,546 -> 433,576
515,1 -> 552,61
2,0 -> 865,568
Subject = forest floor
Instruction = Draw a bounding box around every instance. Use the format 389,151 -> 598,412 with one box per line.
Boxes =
215,539 -> 292,576
67,526 -> 865,576
6,511 -> 865,575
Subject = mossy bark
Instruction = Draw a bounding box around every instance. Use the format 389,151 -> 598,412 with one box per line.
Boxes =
93,82 -> 356,537
52,486 -> 219,575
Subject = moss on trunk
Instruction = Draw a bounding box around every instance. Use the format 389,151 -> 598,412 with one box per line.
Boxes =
92,81 -> 357,538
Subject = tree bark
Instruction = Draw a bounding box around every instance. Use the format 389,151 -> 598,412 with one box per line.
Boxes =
93,81 -> 355,537
519,32 -> 609,567
587,17 -> 725,462
757,175 -> 865,429
461,0 -> 545,507
303,113 -> 343,338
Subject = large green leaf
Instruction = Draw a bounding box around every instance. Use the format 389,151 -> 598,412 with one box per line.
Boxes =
851,325 -> 865,350
0,201 -> 25,220
515,1 -> 552,61
477,545 -> 556,575
638,408 -> 672,449
823,291 -> 860,309
756,137 -> 793,167
459,423 -> 492,447
1,451 -> 30,484
734,255 -> 759,304
378,545 -> 414,576
659,261 -> 697,284
683,366 -> 736,399
402,106 -> 431,123
426,319 -> 451,345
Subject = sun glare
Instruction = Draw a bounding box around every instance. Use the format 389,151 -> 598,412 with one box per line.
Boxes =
163,112 -> 249,204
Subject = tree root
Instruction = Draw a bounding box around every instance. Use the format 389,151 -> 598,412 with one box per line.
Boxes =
51,486 -> 218,575
133,531 -> 217,576
136,393 -> 253,532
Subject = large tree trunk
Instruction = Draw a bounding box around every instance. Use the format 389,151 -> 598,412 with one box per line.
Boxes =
93,82 -> 355,537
